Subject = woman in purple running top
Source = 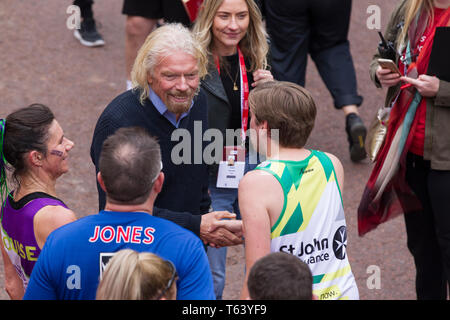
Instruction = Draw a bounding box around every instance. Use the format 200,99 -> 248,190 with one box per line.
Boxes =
0,104 -> 77,299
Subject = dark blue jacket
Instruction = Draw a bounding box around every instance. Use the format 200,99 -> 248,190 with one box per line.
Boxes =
90,89 -> 211,236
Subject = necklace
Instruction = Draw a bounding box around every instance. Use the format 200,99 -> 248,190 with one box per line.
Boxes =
232,68 -> 239,91
224,63 -> 240,91
215,54 -> 241,91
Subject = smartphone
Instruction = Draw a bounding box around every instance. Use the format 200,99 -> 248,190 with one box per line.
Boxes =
377,58 -> 401,75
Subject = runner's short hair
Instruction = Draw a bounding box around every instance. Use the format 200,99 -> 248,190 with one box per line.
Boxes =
248,252 -> 313,300
99,127 -> 161,205
249,81 -> 316,148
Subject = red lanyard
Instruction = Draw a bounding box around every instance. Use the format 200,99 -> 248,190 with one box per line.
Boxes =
215,46 -> 249,146
407,8 -> 450,75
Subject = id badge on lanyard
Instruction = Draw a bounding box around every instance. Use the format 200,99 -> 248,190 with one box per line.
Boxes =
216,46 -> 249,188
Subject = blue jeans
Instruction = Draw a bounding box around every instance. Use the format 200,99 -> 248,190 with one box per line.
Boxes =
207,154 -> 260,299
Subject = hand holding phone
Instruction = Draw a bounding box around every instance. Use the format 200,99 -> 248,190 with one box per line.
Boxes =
377,58 -> 401,75
376,59 -> 402,88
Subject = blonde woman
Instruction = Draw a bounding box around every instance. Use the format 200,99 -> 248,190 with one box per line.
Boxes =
193,0 -> 272,299
96,249 -> 178,300
358,0 -> 450,299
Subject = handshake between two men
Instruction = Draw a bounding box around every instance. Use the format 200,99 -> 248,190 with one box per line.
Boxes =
200,211 -> 243,248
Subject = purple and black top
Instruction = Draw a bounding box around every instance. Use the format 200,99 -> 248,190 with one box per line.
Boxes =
1,192 -> 67,289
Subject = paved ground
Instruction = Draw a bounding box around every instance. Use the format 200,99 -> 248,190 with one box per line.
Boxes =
0,0 -> 416,300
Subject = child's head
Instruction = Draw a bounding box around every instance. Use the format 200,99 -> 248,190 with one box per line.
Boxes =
249,81 -> 316,149
248,252 -> 313,300
96,249 -> 178,300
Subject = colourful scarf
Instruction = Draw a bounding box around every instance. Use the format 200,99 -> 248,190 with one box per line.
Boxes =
358,7 -> 450,236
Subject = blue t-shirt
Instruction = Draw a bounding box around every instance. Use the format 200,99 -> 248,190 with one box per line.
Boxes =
23,210 -> 215,300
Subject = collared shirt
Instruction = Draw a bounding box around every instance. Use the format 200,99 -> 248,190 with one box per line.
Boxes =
148,86 -> 193,128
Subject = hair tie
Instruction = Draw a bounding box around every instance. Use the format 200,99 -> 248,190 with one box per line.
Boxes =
0,119 -> 7,160
0,118 -> 10,209
0,118 -> 6,162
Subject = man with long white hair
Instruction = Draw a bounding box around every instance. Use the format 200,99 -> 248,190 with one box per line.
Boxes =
90,23 -> 242,249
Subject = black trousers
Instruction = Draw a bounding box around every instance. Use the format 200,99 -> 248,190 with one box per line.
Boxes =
404,152 -> 450,299
121,0 -> 190,26
73,0 -> 94,20
263,0 -> 362,109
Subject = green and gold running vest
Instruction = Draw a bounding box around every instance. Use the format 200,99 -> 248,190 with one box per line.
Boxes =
255,150 -> 359,300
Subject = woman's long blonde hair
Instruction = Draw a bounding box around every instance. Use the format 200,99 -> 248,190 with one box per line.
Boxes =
396,0 -> 435,51
192,0 -> 269,71
96,249 -> 177,300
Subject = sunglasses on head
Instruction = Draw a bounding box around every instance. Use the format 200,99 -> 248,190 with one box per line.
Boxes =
156,259 -> 177,300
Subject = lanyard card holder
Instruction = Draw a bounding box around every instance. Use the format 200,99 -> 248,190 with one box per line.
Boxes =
216,146 -> 246,189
